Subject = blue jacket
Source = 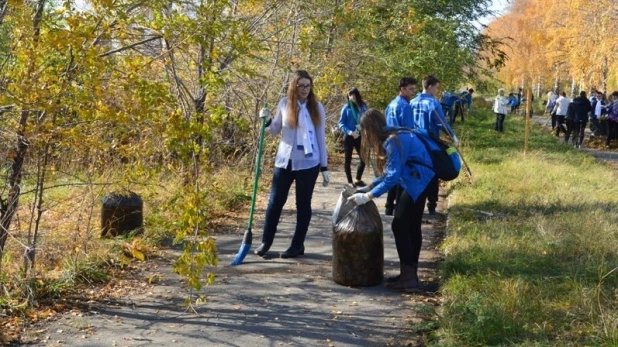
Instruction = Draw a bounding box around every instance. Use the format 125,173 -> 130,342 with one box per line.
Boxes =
370,127 -> 435,202
385,95 -> 414,128
460,91 -> 472,109
338,102 -> 367,135
410,93 -> 455,138
440,92 -> 459,108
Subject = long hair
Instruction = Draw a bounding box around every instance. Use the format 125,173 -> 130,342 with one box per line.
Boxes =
348,87 -> 366,111
359,108 -> 394,173
287,70 -> 320,128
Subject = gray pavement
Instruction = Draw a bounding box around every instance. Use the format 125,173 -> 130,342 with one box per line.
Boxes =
27,162 -> 444,347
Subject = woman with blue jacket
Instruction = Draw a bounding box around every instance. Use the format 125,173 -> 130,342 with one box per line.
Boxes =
338,87 -> 368,187
348,108 -> 435,293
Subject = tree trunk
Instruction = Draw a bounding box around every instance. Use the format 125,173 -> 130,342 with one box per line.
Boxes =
0,111 -> 30,262
0,0 -> 7,25
0,0 -> 46,267
601,55 -> 608,92
325,0 -> 340,55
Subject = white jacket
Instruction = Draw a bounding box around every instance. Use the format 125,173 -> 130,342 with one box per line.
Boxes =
493,95 -> 509,115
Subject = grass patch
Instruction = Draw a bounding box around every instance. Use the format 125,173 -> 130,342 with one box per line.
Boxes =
437,110 -> 618,346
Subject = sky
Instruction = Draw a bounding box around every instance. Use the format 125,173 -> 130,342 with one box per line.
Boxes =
478,0 -> 511,27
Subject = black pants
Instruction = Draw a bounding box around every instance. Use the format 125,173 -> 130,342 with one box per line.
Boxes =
495,113 -> 505,132
426,177 -> 438,212
385,184 -> 402,211
454,104 -> 465,122
392,188 -> 428,266
343,135 -> 365,184
564,119 -> 574,143
607,121 -> 618,146
551,113 -> 556,129
573,121 -> 587,146
555,115 -> 566,136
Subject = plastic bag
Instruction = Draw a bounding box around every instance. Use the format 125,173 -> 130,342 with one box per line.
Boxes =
332,186 -> 384,287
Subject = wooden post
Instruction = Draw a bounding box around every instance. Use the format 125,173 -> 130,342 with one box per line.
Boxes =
524,88 -> 531,157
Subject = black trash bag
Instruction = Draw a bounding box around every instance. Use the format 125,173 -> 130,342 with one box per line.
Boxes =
332,186 -> 384,287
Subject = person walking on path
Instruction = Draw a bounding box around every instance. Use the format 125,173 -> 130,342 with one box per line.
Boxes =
255,70 -> 329,259
553,92 -> 570,137
606,91 -> 618,148
493,88 -> 509,132
409,75 -> 458,215
338,87 -> 368,188
383,77 -> 418,216
565,91 -> 592,148
591,92 -> 606,137
546,90 -> 558,129
348,109 -> 435,293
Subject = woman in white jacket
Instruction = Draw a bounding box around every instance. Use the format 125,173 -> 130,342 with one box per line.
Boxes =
493,88 -> 510,132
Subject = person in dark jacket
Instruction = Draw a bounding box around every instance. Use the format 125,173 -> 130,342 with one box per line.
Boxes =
568,91 -> 593,148
348,108 -> 435,293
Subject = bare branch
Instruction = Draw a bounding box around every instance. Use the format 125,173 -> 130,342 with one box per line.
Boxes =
98,35 -> 163,57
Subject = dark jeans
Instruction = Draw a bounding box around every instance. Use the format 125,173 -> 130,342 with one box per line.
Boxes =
573,121 -> 587,146
495,113 -> 506,132
607,121 -> 618,146
555,115 -> 566,136
261,163 -> 320,247
444,106 -> 454,126
385,184 -> 402,210
454,104 -> 465,122
564,119 -> 574,143
343,135 -> 365,184
392,188 -> 428,266
426,177 -> 439,212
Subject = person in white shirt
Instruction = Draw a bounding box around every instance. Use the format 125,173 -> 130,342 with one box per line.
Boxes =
255,70 -> 329,259
546,90 -> 558,128
552,92 -> 570,137
493,88 -> 509,132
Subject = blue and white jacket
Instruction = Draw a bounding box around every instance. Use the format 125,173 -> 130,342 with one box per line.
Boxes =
410,93 -> 455,139
369,127 -> 435,202
385,95 -> 414,128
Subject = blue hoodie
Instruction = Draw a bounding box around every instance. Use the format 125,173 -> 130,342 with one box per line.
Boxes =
370,127 -> 435,202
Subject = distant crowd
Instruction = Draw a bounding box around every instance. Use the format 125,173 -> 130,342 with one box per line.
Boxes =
545,90 -> 618,148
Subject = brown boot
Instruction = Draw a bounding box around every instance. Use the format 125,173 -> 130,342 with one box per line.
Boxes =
384,263 -> 420,293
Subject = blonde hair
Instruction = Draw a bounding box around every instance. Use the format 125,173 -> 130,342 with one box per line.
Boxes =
286,70 -> 320,128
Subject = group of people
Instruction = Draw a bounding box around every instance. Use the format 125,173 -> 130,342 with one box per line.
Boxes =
439,88 -> 474,126
255,70 -> 460,293
546,89 -> 618,148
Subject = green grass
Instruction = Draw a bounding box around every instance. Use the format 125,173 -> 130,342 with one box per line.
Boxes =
436,110 -> 618,346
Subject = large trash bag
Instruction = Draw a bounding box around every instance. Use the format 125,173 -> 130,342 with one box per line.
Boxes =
332,186 -> 384,287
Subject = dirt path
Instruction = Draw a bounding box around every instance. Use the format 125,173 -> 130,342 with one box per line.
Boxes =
25,160 -> 446,347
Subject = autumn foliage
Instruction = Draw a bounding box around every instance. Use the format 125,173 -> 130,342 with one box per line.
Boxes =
486,0 -> 618,94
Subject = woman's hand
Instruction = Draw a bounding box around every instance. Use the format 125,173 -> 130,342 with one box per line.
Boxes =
347,193 -> 370,205
321,171 -> 330,187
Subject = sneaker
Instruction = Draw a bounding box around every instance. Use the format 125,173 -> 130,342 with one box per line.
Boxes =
428,209 -> 436,215
354,180 -> 366,187
385,207 -> 394,216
